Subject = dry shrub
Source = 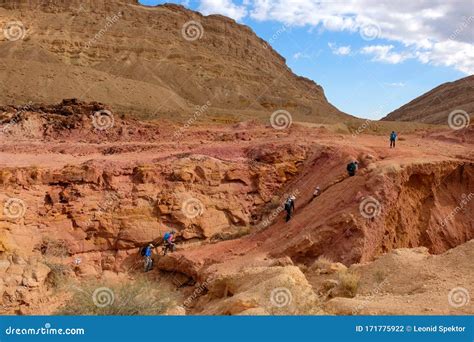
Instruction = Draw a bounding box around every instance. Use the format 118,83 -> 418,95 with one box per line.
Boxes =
337,271 -> 360,298
316,255 -> 334,265
44,262 -> 71,290
58,279 -> 178,315
309,255 -> 334,272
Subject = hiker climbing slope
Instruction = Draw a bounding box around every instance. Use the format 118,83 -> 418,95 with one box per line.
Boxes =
312,186 -> 321,201
141,243 -> 154,272
284,196 -> 296,222
163,230 -> 176,255
346,160 -> 358,177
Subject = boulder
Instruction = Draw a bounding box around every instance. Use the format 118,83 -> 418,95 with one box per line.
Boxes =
164,305 -> 186,316
199,266 -> 319,315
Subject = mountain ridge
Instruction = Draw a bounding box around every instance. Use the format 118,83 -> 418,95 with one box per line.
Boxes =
382,75 -> 474,124
0,0 -> 353,124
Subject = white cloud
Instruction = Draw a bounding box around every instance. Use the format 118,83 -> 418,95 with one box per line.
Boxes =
384,82 -> 406,87
197,0 -> 474,74
293,52 -> 310,59
361,45 -> 412,64
328,42 -> 351,55
198,0 -> 248,21
420,40 -> 474,75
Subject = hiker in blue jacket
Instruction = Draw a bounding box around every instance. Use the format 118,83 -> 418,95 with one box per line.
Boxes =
390,131 -> 397,148
143,243 -> 154,272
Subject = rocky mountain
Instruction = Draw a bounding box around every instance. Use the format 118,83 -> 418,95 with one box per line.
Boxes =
0,0 -> 351,123
382,75 -> 474,125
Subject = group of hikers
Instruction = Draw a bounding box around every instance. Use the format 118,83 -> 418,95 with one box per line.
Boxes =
141,230 -> 177,272
141,131 -> 399,271
284,131 -> 399,222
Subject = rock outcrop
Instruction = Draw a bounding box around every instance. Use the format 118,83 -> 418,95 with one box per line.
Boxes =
190,266 -> 320,315
323,240 -> 474,315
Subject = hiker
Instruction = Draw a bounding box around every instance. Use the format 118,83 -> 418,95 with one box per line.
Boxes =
163,230 -> 176,255
312,186 -> 321,201
284,195 -> 296,222
347,160 -> 358,177
142,243 -> 154,272
389,131 -> 397,148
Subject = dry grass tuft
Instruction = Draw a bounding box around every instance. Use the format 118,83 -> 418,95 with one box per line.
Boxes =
58,278 -> 178,315
337,271 -> 360,298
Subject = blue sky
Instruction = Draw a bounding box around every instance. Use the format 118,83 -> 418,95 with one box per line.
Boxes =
138,0 -> 472,119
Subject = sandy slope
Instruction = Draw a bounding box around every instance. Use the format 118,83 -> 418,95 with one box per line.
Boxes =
383,75 -> 474,124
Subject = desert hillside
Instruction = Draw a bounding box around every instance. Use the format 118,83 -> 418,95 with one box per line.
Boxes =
0,0 -> 351,124
383,75 -> 474,125
0,99 -> 472,315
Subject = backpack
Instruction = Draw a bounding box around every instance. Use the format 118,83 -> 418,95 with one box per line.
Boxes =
140,246 -> 147,256
347,163 -> 356,172
390,132 -> 397,140
163,232 -> 170,242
